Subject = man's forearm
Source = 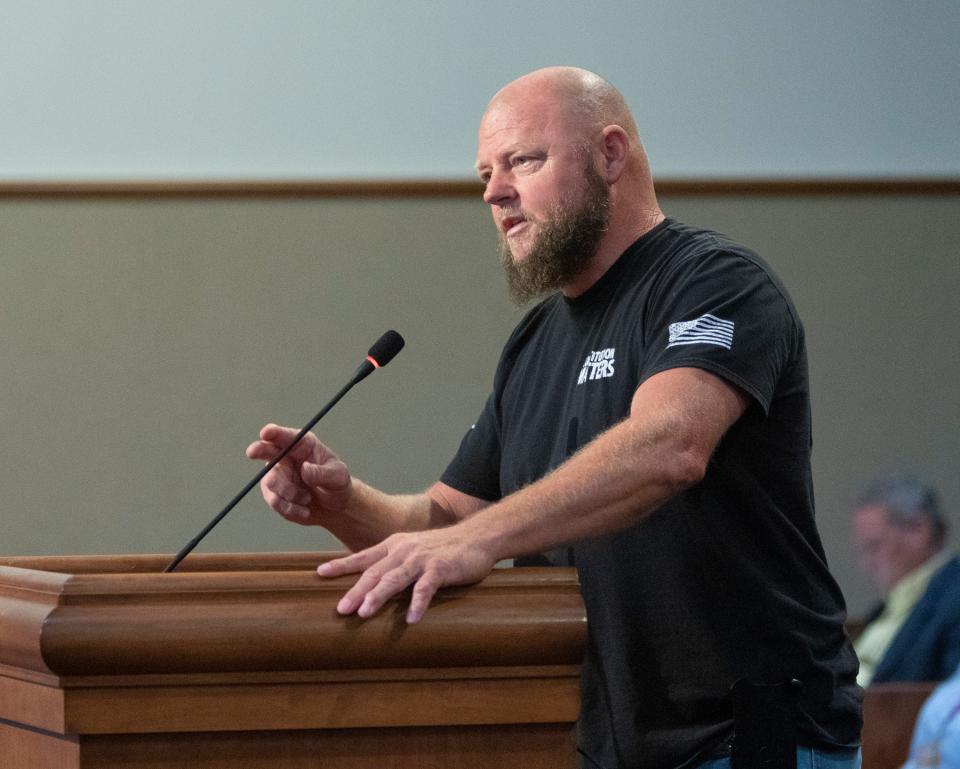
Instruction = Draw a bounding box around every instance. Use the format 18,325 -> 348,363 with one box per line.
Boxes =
313,368 -> 750,625
321,481 -> 457,552
456,368 -> 748,562
457,412 -> 704,562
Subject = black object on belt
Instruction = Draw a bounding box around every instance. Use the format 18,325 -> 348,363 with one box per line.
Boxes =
730,678 -> 804,769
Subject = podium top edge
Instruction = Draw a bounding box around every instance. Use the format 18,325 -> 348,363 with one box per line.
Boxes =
0,551 -> 340,574
0,552 -> 580,597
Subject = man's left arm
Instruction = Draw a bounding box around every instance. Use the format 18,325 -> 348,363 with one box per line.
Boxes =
318,365 -> 750,623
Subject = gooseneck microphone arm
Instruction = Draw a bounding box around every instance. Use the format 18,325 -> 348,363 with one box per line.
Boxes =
163,330 -> 405,573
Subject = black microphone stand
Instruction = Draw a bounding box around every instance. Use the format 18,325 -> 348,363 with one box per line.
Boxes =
164,331 -> 404,573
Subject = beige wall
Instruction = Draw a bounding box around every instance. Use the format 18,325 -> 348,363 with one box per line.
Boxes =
1,193 -> 957,615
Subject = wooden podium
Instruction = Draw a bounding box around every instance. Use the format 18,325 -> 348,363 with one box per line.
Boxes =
0,552 -> 586,769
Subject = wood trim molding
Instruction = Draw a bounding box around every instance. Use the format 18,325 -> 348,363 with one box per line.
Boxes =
0,177 -> 958,199
0,180 -> 483,199
657,177 -> 960,196
0,553 -> 585,678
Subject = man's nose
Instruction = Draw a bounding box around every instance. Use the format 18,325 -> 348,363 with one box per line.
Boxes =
482,170 -> 516,206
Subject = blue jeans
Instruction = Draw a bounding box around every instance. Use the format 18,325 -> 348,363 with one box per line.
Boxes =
695,746 -> 862,769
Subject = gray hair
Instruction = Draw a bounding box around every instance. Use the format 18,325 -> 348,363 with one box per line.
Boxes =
858,472 -> 947,545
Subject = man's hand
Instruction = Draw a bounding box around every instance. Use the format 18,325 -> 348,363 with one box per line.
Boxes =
316,527 -> 497,624
245,423 -> 351,526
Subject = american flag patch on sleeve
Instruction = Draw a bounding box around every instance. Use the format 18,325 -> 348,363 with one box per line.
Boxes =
667,314 -> 735,350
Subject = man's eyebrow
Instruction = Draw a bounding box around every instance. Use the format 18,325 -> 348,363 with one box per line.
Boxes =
474,152 -> 506,176
475,146 -> 524,171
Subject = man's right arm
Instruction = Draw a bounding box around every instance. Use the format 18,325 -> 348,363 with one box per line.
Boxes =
246,423 -> 488,552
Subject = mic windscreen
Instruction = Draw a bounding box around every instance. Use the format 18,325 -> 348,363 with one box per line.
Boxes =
367,330 -> 405,368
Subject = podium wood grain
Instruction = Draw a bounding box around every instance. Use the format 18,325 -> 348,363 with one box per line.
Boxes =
0,552 -> 585,769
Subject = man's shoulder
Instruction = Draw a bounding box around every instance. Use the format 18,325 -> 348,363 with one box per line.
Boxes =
651,218 -> 776,278
655,218 -> 756,253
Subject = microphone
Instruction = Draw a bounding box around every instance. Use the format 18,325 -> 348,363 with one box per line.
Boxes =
163,330 -> 405,573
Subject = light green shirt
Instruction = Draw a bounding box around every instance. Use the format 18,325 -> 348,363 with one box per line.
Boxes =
855,550 -> 952,687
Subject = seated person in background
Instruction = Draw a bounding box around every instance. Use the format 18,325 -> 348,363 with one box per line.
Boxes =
901,663 -> 960,768
852,472 -> 960,686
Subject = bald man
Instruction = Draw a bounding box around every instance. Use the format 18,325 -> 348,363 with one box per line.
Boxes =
248,68 -> 862,769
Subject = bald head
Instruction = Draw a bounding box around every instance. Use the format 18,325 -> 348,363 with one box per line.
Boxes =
487,67 -> 642,149
476,67 -> 664,298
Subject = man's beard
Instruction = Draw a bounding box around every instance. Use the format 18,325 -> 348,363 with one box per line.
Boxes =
498,164 -> 611,305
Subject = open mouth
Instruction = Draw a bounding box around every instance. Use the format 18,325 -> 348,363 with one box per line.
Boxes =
501,215 -> 527,235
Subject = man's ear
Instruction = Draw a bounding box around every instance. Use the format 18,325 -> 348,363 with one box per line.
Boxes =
599,125 -> 630,183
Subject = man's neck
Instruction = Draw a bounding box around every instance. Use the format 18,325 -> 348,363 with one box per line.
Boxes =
561,209 -> 665,298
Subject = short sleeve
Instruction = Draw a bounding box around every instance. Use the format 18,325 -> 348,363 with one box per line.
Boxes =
640,250 -> 799,414
440,392 -> 503,502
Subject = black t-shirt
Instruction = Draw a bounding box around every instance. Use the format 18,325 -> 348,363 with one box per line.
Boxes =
441,219 -> 862,769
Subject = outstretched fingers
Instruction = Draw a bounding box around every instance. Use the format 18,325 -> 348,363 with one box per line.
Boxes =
317,531 -> 494,625
406,571 -> 441,624
317,545 -> 385,579
356,563 -> 424,618
318,542 -> 436,621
